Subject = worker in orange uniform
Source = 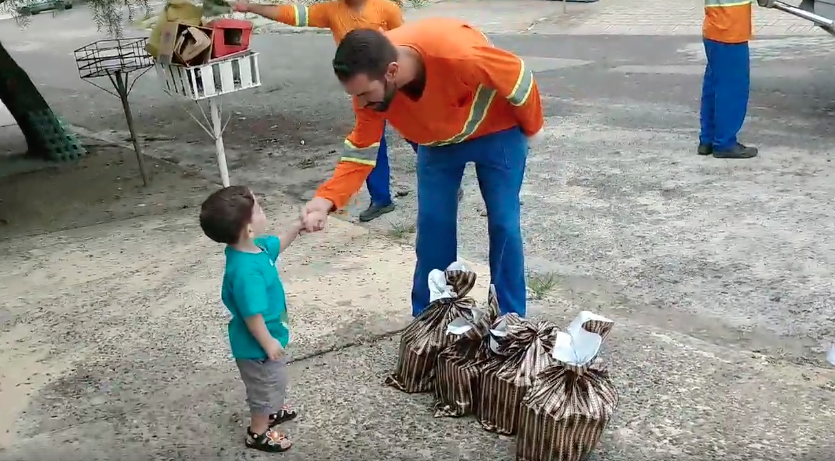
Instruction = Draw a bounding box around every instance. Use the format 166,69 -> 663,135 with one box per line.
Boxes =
300,19 -> 545,318
700,0 -> 758,159
233,0 -> 460,221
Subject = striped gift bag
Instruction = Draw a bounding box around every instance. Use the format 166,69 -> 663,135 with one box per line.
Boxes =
516,312 -> 617,461
384,262 -> 479,393
432,285 -> 501,417
476,316 -> 558,435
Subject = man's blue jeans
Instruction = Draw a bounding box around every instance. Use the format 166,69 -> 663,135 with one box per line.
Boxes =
411,127 -> 527,318
365,129 -> 418,206
699,38 -> 750,151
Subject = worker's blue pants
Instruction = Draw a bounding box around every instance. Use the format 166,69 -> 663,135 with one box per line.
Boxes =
699,39 -> 750,151
411,127 -> 527,318
366,128 -> 418,206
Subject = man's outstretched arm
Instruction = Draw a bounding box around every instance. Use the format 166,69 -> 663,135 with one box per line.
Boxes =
313,99 -> 387,211
234,1 -> 333,28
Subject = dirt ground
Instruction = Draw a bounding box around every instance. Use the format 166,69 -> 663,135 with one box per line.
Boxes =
0,141 -> 210,448
0,143 -> 212,240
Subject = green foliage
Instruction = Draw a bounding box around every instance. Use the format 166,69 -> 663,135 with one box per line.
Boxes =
526,271 -> 560,300
87,0 -> 152,37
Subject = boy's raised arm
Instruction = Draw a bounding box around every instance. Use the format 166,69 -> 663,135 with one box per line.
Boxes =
277,220 -> 304,254
234,1 -> 333,28
254,221 -> 303,260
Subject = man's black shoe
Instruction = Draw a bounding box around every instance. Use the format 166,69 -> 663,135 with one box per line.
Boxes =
713,143 -> 758,159
359,203 -> 395,222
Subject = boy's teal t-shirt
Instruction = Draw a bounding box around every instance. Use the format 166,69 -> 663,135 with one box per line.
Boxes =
221,236 -> 290,360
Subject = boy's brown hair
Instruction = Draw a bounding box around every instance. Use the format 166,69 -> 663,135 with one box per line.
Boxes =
199,186 -> 255,245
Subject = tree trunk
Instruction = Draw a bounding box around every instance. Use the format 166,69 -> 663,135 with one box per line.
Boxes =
0,38 -> 85,161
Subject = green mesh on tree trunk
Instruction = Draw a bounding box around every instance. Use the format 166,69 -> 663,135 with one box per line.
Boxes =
26,110 -> 87,161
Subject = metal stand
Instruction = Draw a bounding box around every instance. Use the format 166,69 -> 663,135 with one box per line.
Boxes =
155,51 -> 261,187
74,38 -> 153,186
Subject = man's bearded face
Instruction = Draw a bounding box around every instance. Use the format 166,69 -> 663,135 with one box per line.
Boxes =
341,62 -> 399,112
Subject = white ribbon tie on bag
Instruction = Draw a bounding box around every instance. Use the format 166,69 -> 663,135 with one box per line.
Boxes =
488,316 -> 512,353
428,261 -> 470,303
551,311 -> 610,366
428,269 -> 455,303
446,282 -> 496,337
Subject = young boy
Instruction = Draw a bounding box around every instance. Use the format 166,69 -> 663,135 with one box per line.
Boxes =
232,0 -> 441,222
199,186 -> 303,453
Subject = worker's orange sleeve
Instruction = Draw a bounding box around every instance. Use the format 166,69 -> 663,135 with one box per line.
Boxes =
272,3 -> 332,28
314,99 -> 386,210
384,1 -> 404,30
467,46 -> 544,137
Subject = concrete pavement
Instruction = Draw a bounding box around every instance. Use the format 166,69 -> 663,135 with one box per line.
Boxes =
0,197 -> 833,460
0,103 -> 13,127
531,0 -> 822,35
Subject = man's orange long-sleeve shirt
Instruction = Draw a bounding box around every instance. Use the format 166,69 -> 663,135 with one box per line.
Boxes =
270,0 -> 403,43
315,18 -> 545,210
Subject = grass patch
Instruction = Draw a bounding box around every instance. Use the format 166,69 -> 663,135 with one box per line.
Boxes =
388,219 -> 416,239
526,271 -> 560,300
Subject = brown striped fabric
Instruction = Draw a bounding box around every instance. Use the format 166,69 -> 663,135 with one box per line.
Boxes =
432,285 -> 500,417
476,316 -> 558,435
384,268 -> 479,393
433,340 -> 484,417
516,316 -> 617,461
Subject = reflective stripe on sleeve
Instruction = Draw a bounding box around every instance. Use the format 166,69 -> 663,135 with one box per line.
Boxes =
704,0 -> 751,7
293,5 -> 309,26
340,139 -> 380,166
508,60 -> 534,107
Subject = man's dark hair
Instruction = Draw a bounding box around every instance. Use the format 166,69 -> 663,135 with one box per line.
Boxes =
333,28 -> 398,82
199,185 -> 255,245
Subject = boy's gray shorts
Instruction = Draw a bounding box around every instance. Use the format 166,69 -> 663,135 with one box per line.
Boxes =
236,356 -> 289,415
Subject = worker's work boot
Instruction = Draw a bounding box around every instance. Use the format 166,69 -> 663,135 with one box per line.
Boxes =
697,143 -> 713,156
712,143 -> 758,159
359,202 -> 395,222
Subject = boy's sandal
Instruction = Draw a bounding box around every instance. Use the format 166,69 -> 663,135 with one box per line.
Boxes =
246,429 -> 293,453
269,405 -> 298,426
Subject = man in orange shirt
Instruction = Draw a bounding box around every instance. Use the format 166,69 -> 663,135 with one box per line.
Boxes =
233,0 -> 403,42
300,19 -> 545,318
234,0 -> 459,221
700,0 -> 758,159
